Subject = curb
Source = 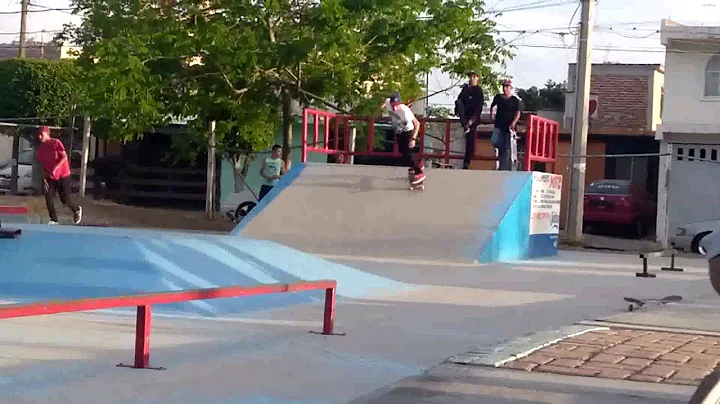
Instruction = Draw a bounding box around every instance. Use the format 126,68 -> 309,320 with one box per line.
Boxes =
445,325 -> 609,367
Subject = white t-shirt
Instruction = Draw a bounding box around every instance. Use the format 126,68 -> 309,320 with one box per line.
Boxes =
385,99 -> 416,133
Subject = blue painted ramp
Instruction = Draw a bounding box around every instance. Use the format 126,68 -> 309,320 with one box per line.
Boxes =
0,224 -> 413,317
233,164 -> 561,263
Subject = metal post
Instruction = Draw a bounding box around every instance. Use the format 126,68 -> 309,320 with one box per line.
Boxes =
323,287 -> 335,335
18,0 -> 29,59
205,121 -> 216,219
566,0 -> 595,243
134,305 -> 151,368
79,116 -> 91,196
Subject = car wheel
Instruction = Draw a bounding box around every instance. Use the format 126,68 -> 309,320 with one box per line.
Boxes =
691,231 -> 713,254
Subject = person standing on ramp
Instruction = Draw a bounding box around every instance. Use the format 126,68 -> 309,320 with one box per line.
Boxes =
36,125 -> 82,225
490,80 -> 522,171
258,144 -> 286,201
384,92 -> 425,186
455,71 -> 485,169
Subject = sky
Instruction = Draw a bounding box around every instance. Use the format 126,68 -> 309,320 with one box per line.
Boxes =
1,0 -> 717,107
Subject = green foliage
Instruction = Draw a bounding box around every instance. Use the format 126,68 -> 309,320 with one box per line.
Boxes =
0,59 -> 82,123
59,0 -> 512,158
425,105 -> 454,118
516,80 -> 567,111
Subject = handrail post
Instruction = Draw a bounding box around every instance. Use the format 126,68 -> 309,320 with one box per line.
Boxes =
301,109 -> 309,163
322,287 -> 336,335
134,305 -> 152,368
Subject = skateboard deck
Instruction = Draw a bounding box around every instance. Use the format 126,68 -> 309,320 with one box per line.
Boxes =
509,129 -> 518,171
623,295 -> 682,312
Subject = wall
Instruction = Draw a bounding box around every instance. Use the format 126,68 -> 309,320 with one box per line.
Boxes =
662,50 -> 720,127
219,122 -> 326,213
650,70 -> 665,130
565,64 -> 663,131
554,140 -> 606,229
667,144 -> 720,233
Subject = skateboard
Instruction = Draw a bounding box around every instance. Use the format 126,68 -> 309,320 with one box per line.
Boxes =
623,295 -> 682,312
509,129 -> 518,171
409,177 -> 425,191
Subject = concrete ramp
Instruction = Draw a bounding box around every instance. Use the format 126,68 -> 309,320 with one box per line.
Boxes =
232,163 -> 560,263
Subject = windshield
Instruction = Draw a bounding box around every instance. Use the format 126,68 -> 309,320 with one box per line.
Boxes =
587,181 -> 630,195
18,150 -> 34,165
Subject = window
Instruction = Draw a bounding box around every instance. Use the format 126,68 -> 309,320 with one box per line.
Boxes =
705,55 -> 720,97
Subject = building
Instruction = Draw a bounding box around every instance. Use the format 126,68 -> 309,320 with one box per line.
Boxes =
656,19 -> 720,247
0,39 -> 80,60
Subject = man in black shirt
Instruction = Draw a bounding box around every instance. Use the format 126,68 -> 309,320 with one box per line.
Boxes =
490,79 -> 522,171
455,71 -> 484,169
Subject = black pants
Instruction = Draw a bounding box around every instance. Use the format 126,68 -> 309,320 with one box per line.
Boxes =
463,119 -> 479,169
397,131 -> 422,175
258,184 -> 274,201
45,176 -> 79,222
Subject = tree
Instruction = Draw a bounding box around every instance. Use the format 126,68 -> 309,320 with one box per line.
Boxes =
58,0 -> 513,169
425,105 -> 454,118
516,80 -> 567,111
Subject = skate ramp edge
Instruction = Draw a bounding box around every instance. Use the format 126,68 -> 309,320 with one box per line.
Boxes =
229,163 -> 307,236
479,171 -> 560,262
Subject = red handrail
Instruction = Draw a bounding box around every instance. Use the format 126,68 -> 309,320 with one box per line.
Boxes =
0,206 -> 28,215
0,280 -> 338,369
300,108 -> 559,172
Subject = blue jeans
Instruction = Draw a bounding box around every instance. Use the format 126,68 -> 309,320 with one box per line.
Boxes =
491,128 -> 512,171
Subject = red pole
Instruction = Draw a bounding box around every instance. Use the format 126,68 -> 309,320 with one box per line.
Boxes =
419,121 -> 426,158
322,287 -> 336,335
301,109 -> 309,162
324,116 -> 330,149
524,116 -> 533,171
313,114 -> 320,147
134,305 -> 152,368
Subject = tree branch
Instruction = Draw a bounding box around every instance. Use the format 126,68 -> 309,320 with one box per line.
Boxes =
220,69 -> 249,96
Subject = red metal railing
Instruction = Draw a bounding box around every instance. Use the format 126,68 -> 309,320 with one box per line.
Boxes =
300,108 -> 559,171
0,206 -> 28,215
524,115 -> 560,173
0,280 -> 338,370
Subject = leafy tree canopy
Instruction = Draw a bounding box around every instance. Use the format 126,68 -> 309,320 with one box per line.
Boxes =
58,0 -> 513,158
516,80 -> 567,112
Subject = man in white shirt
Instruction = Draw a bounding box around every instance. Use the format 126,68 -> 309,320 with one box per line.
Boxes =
384,91 -> 425,185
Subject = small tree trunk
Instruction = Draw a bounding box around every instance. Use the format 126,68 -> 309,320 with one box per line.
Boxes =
232,153 -> 254,192
9,130 -> 19,194
281,87 -> 292,170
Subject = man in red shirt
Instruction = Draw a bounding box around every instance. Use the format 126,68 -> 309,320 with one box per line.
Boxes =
36,126 -> 82,225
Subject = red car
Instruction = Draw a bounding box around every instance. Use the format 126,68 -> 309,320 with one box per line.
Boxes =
583,179 -> 657,238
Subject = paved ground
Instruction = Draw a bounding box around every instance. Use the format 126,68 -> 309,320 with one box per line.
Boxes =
500,328 -> 720,385
1,249 -> 709,403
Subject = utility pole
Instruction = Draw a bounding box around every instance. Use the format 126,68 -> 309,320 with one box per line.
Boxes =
18,0 -> 29,59
566,0 -> 595,243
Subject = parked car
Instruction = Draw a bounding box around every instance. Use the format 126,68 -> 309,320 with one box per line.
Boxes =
0,149 -> 34,194
583,179 -> 657,238
671,219 -> 720,254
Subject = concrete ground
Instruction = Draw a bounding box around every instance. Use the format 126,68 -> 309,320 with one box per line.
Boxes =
0,250 -> 712,403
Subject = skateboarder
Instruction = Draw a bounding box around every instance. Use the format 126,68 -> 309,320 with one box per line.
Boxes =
384,92 -> 425,186
490,80 -> 522,171
455,71 -> 484,169
36,125 -> 82,225
258,144 -> 286,201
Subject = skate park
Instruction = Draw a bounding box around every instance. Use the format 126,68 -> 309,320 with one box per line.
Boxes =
0,110 -> 715,403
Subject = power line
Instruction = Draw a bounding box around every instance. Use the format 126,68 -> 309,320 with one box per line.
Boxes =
489,0 -> 576,14
0,7 -> 73,15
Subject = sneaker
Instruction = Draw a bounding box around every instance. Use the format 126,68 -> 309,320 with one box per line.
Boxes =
411,173 -> 426,185
73,206 -> 82,225
48,220 -> 58,226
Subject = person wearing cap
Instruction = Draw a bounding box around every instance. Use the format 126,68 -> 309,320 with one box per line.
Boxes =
383,92 -> 425,185
490,79 -> 522,171
36,126 -> 82,225
455,71 -> 485,169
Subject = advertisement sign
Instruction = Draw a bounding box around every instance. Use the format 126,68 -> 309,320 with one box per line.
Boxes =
529,172 -> 562,236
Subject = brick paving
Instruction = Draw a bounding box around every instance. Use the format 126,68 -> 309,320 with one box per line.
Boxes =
500,328 -> 720,386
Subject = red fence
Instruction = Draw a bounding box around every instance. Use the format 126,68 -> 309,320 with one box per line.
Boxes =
300,108 -> 559,172
0,280 -> 338,369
